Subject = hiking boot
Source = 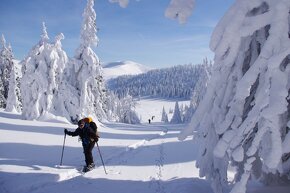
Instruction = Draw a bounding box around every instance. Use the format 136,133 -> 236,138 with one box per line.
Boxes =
87,163 -> 95,169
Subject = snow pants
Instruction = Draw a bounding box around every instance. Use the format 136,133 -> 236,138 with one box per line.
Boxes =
83,142 -> 95,166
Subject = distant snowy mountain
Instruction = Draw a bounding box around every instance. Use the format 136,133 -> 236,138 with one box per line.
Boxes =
102,61 -> 152,80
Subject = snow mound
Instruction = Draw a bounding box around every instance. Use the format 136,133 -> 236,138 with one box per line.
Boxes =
102,60 -> 152,80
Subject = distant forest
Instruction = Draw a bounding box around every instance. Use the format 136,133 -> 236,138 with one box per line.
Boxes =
106,64 -> 208,99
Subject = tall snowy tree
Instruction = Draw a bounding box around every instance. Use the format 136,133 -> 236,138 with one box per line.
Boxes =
21,23 -> 67,120
117,94 -> 140,124
161,106 -> 169,123
46,33 -> 69,118
170,101 -> 182,124
64,0 -> 107,121
0,73 -> 4,108
0,34 -> 13,108
180,1 -> 290,193
5,44 -> 22,113
190,58 -> 212,109
105,91 -> 119,121
182,58 -> 212,122
182,103 -> 195,123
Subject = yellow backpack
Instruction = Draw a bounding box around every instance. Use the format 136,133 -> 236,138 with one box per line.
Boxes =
83,117 -> 99,138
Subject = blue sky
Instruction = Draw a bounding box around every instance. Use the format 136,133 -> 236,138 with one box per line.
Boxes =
0,0 -> 234,68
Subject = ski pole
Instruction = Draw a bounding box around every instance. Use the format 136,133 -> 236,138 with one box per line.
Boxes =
60,132 -> 67,166
96,142 -> 107,174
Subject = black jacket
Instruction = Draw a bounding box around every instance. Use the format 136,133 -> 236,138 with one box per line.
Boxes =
67,123 -> 99,146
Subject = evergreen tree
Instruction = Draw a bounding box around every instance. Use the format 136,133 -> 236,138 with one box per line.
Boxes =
180,1 -> 290,193
5,44 -> 21,112
170,101 -> 182,124
0,74 -> 4,108
47,33 -> 68,118
65,0 -> 107,121
183,58 -> 212,122
161,106 -> 169,123
0,34 -> 13,108
21,23 -> 67,120
183,103 -> 195,123
105,91 -> 119,121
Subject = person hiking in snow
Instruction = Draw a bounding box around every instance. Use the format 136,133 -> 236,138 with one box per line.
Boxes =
64,119 -> 99,172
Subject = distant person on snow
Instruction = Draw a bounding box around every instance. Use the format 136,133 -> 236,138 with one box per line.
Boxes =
64,118 -> 99,172
148,119 -> 151,124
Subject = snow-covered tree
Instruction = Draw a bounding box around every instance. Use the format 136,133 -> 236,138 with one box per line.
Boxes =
0,34 -> 13,108
105,91 -> 140,124
182,102 -> 195,123
161,106 -> 169,123
5,44 -> 22,113
64,0 -> 107,121
182,58 -> 212,122
170,101 -> 182,124
46,33 -> 69,118
180,1 -> 290,193
191,58 -> 212,108
117,94 -> 140,124
105,91 -> 119,121
21,23 -> 67,120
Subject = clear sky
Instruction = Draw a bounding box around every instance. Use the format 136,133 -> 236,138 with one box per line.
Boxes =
0,0 -> 234,68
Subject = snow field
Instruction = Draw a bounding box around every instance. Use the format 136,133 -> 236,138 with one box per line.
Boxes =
1,98 -> 288,193
0,103 -> 210,193
135,97 -> 190,123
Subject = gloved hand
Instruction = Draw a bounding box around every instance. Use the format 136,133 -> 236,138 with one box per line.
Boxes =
64,129 -> 68,134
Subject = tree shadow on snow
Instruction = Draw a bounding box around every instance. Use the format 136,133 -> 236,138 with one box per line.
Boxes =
0,141 -> 208,193
0,169 -> 213,193
0,138 -> 198,169
102,140 -> 198,167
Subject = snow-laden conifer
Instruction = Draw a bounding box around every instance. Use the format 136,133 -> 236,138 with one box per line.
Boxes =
65,0 -> 107,121
182,103 -> 194,123
180,1 -> 290,193
170,101 -> 182,124
161,106 -> 169,123
0,34 -> 13,108
5,44 -> 22,113
105,91 -> 139,124
21,23 -> 67,120
183,58 -> 212,122
117,94 -> 140,124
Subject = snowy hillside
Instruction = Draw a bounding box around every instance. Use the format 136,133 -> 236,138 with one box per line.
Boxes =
102,61 -> 152,80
